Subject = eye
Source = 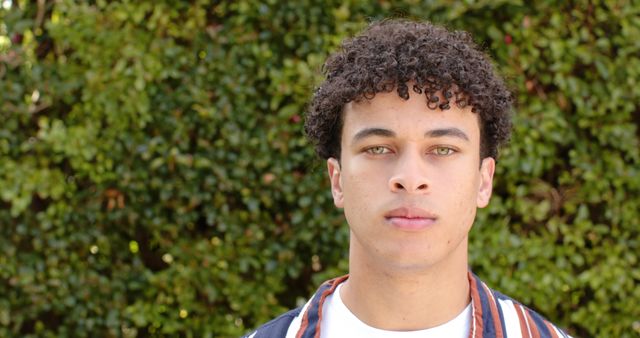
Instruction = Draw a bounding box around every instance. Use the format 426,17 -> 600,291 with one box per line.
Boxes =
432,146 -> 455,156
366,146 -> 391,155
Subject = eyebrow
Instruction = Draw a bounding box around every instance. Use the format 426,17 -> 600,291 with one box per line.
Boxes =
425,127 -> 470,141
352,127 -> 470,142
352,128 -> 396,142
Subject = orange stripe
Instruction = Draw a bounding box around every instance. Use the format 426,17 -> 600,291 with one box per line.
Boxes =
544,320 -> 560,338
480,282 -> 504,338
523,308 -> 541,338
313,275 -> 348,338
515,304 -> 530,337
467,274 -> 483,338
295,304 -> 310,338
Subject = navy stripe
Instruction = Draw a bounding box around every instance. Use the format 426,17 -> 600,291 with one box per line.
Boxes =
474,276 -> 498,336
298,282 -> 332,338
493,290 -> 570,338
491,290 -> 511,336
246,307 -> 301,338
492,290 -> 511,301
527,308 -> 553,338
492,290 -> 507,337
559,326 -> 569,338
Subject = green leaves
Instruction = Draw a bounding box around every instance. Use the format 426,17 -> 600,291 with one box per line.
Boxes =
1,1 -> 638,337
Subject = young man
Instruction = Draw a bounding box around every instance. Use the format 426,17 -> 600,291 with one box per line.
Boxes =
245,19 -> 570,338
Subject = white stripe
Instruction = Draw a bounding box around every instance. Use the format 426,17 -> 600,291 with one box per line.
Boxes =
551,324 -> 574,338
497,298 -> 523,338
484,284 -> 496,305
246,333 -> 256,338
480,282 -> 500,331
285,296 -> 314,338
517,304 -> 533,337
470,299 -> 477,337
550,324 -> 563,338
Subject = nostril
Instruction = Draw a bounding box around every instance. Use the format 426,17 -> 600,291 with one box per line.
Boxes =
417,184 -> 428,190
394,182 -> 405,190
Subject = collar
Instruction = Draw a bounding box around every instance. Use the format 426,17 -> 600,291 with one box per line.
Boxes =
292,271 -> 504,338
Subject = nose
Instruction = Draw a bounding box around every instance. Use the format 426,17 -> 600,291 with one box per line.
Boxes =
388,151 -> 430,194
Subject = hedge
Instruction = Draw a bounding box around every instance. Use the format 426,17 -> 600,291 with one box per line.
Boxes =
1,1 -> 638,337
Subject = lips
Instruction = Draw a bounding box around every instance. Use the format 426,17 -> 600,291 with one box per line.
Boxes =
384,207 -> 437,230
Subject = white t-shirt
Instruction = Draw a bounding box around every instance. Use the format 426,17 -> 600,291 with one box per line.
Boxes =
319,282 -> 471,338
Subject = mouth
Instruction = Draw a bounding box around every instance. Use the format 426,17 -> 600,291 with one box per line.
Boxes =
384,207 -> 438,230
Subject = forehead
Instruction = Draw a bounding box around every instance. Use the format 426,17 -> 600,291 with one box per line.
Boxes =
342,90 -> 480,141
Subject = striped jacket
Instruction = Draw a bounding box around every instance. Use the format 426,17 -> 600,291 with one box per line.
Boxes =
244,272 -> 571,338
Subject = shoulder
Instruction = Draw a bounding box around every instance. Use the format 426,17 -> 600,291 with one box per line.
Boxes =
494,289 -> 570,337
241,275 -> 347,338
241,307 -> 302,338
469,272 -> 572,337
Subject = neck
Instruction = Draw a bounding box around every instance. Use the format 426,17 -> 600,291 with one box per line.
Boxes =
340,236 -> 470,331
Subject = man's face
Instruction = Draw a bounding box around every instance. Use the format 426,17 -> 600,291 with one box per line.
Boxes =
327,89 -> 495,271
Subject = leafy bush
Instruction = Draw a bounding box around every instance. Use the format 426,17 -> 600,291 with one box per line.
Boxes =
1,1 -> 638,337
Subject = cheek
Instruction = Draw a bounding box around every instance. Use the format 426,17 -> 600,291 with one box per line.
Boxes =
439,172 -> 479,214
343,161 -> 389,195
342,173 -> 374,206
341,168 -> 386,221
456,181 -> 480,225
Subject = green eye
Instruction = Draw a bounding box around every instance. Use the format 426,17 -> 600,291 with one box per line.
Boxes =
368,146 -> 388,154
435,147 -> 454,155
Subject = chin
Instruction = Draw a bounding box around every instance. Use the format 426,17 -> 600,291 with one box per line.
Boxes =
380,247 -> 444,271
382,258 -> 441,273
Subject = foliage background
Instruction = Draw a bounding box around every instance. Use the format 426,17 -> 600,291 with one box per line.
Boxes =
1,0 -> 639,337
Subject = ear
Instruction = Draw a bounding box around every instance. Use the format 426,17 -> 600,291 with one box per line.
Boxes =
477,157 -> 495,208
327,157 -> 344,208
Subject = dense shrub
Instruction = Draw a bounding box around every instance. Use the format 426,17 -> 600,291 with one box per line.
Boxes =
1,1 -> 638,337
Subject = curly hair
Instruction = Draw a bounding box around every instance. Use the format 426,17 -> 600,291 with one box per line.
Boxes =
305,19 -> 512,160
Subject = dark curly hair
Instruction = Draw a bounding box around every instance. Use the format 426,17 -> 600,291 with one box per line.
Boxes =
305,19 -> 512,160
